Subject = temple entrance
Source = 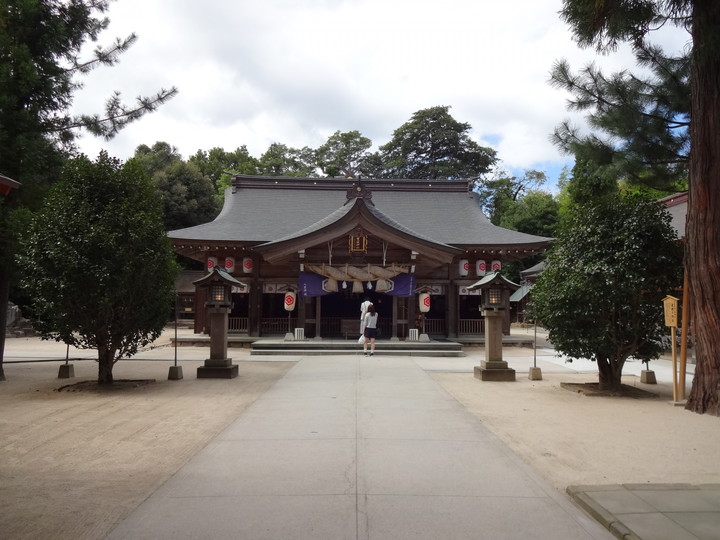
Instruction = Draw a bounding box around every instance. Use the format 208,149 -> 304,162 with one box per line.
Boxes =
317,291 -> 393,338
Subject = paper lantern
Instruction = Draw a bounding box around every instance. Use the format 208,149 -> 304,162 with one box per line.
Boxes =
419,293 -> 431,313
206,256 -> 218,271
458,259 -> 469,277
284,291 -> 296,312
491,260 -> 502,272
476,259 -> 487,277
242,256 -> 253,274
224,257 -> 235,273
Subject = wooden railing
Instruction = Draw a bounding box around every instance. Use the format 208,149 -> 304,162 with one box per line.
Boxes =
232,317 -> 474,337
458,318 -> 484,335
228,317 -> 249,333
261,317 -> 296,335
424,318 -> 446,335
321,318 -> 393,338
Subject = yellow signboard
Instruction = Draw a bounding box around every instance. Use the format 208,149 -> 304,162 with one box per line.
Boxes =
662,295 -> 679,327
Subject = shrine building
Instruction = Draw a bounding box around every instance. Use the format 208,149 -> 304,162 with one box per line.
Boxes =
169,175 -> 551,340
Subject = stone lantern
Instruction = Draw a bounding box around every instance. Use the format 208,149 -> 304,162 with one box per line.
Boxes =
467,272 -> 519,382
193,266 -> 246,378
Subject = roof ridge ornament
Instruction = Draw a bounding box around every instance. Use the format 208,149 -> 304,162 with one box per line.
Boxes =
345,178 -> 373,205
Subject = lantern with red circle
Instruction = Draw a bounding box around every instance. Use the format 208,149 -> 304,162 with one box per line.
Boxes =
458,259 -> 469,277
476,259 -> 487,277
284,291 -> 296,312
206,256 -> 218,271
224,257 -> 235,273
242,256 -> 253,274
419,292 -> 431,313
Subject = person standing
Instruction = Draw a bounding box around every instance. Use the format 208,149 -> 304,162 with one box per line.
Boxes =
363,304 -> 378,356
360,297 -> 372,333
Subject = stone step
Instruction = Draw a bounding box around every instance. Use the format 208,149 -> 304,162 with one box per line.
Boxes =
250,348 -> 465,357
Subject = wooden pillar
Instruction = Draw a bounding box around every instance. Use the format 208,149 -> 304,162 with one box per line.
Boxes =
447,283 -> 458,338
298,294 -> 307,333
391,296 -> 398,339
315,295 -> 322,338
249,280 -> 261,337
194,287 -> 208,334
503,290 -> 511,335
408,292 -> 417,333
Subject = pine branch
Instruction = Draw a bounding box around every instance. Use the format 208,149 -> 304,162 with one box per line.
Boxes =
68,34 -> 138,74
57,87 -> 179,139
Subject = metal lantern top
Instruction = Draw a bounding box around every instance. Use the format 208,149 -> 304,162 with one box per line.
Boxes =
193,266 -> 247,308
467,271 -> 520,311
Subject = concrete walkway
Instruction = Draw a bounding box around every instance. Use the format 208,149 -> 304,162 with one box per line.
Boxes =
568,484 -> 720,540
105,354 -> 613,540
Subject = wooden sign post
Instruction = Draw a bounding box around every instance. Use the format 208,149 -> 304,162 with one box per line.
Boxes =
662,295 -> 680,402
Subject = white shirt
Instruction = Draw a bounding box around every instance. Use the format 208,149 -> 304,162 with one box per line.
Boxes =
364,312 -> 378,329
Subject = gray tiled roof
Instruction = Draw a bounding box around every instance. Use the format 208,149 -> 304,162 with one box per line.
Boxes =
168,178 -> 552,248
260,196 -> 456,250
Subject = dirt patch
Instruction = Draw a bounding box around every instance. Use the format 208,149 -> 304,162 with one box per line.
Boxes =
432,370 -> 720,492
0,355 -> 295,540
56,379 -> 156,392
560,381 -> 658,399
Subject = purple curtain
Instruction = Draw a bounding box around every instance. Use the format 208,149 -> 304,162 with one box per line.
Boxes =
384,273 -> 416,297
298,272 -> 332,297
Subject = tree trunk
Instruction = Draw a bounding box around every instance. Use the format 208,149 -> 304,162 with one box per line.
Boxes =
597,356 -> 623,392
0,266 -> 9,382
686,1 -> 720,415
97,346 -> 115,385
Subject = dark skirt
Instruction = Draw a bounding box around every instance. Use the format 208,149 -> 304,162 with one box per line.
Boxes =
364,327 -> 378,339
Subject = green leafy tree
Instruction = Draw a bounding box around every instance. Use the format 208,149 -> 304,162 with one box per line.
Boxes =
491,186 -> 559,282
133,142 -> 218,230
17,153 -> 178,384
497,190 -> 559,239
133,141 -> 181,171
153,162 -> 218,230
555,154 -> 621,222
379,106 -> 497,179
189,146 -> 260,202
0,0 -> 176,380
357,151 -> 386,179
530,196 -> 683,392
558,0 -> 720,414
258,143 -> 317,177
316,130 -> 372,177
476,169 -> 547,224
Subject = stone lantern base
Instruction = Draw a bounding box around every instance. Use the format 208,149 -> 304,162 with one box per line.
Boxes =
474,360 -> 516,382
474,309 -> 516,381
197,358 -> 239,379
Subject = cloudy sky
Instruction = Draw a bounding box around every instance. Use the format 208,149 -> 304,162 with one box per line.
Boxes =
71,0 -> 690,187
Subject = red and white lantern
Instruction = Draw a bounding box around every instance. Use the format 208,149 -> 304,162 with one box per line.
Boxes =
284,291 -> 296,312
458,258 -> 469,277
476,259 -> 487,277
242,256 -> 253,274
491,260 -> 502,272
206,256 -> 218,271
419,293 -> 431,313
224,257 -> 235,273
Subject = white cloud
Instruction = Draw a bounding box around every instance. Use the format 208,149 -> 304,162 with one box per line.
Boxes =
70,0 -> 689,185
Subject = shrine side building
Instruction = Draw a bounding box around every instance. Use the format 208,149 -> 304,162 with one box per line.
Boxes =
169,175 -> 551,340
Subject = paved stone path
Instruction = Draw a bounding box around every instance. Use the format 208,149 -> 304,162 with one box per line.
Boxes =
105,355 -> 612,539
